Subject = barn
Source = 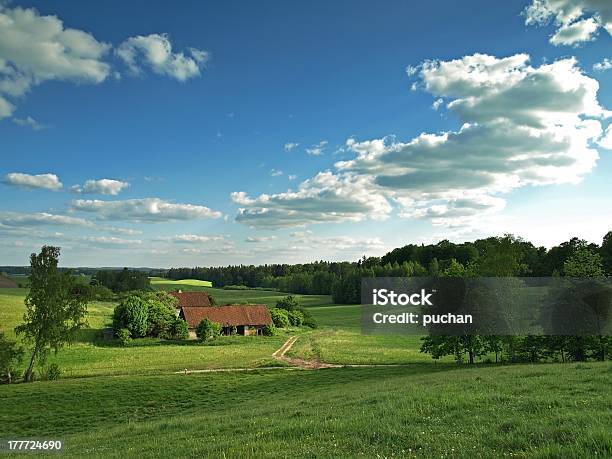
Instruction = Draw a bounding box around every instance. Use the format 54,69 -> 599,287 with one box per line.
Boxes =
169,291 -> 272,336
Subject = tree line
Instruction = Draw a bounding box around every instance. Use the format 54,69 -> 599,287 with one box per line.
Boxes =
166,232 -> 612,304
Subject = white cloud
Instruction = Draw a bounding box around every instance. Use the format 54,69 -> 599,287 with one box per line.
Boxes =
232,171 -> 392,228
116,33 -> 209,81
0,4 -> 111,118
524,0 -> 612,46
0,210 -> 142,236
599,124 -> 612,149
83,236 -> 142,246
288,174 -> 297,181
284,142 -> 299,151
336,53 -> 607,227
270,169 -> 283,177
432,98 -> 444,110
71,178 -> 130,196
593,58 -> 612,71
245,235 -> 277,243
71,197 -> 222,222
305,140 -> 328,156
12,115 -> 46,130
3,172 -> 62,190
551,17 -> 599,45
171,234 -> 227,243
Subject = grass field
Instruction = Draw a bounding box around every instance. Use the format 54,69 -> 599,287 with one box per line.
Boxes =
1,363 -> 610,457
149,277 -> 212,288
2,282 -> 611,457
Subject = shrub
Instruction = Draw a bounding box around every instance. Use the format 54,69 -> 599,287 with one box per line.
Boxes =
276,295 -> 300,311
112,295 -> 149,338
270,308 -> 290,328
196,318 -> 222,342
287,310 -> 304,326
0,332 -> 23,384
144,292 -> 177,338
41,363 -> 62,381
168,318 -> 189,340
262,323 -> 276,336
117,328 -> 132,346
303,315 -> 318,329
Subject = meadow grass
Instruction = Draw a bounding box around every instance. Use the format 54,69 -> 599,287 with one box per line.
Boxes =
0,288 -> 291,377
0,363 -> 610,457
149,277 -> 212,287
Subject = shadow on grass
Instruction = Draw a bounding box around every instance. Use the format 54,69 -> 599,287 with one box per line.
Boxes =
88,332 -> 275,348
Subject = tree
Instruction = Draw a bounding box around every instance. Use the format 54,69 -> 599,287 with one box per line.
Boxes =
601,231 -> 612,275
270,308 -> 290,328
168,318 -> 189,340
112,295 -> 149,338
0,332 -> 24,384
196,318 -> 221,342
276,295 -> 300,311
15,246 -> 89,383
563,248 -> 605,278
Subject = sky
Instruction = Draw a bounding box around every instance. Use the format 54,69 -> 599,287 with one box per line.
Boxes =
0,0 -> 611,267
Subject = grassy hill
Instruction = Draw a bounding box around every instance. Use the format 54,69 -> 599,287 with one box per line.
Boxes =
1,363 -> 610,457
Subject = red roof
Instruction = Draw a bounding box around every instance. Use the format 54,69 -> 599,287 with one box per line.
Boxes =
180,305 -> 272,328
169,291 -> 212,308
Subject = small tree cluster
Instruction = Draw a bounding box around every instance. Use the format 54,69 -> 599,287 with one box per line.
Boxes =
0,332 -> 24,384
112,291 -> 189,341
196,319 -> 222,342
274,296 -> 316,328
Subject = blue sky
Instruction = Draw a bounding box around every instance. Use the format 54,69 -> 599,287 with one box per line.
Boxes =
1,0 -> 611,267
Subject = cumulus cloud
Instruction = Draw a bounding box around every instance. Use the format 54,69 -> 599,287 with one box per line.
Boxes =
71,197 -> 222,222
232,171 -> 392,228
0,5 -> 211,119
71,178 -> 130,196
0,4 -> 111,118
306,140 -> 328,156
116,33 -> 209,81
599,125 -> 612,149
593,58 -> 612,71
336,53 -> 608,227
234,53 -> 609,230
524,0 -> 612,46
0,210 -> 142,235
284,142 -> 299,151
3,172 -> 62,190
245,235 -> 277,243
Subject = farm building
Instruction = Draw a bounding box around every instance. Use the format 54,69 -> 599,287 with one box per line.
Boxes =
179,305 -> 272,336
169,290 -> 212,308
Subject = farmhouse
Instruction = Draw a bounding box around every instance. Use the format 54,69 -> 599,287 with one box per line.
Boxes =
179,305 -> 272,336
169,291 -> 272,336
169,290 -> 212,308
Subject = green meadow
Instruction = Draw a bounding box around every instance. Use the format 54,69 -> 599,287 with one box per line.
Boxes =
1,363 -> 610,457
1,282 -> 611,457
149,277 -> 213,288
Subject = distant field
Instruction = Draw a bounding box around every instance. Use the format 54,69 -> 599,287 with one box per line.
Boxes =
149,277 -> 212,288
2,363 -> 610,457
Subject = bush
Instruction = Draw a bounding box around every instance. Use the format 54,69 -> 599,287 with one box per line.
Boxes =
117,328 -> 132,346
0,332 -> 23,384
112,295 -> 149,337
196,318 -> 222,342
276,295 -> 300,311
168,318 -> 189,340
287,310 -> 304,326
90,284 -> 115,301
303,316 -> 318,329
144,291 -> 177,338
262,323 -> 276,336
270,308 -> 290,328
41,363 -> 61,381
